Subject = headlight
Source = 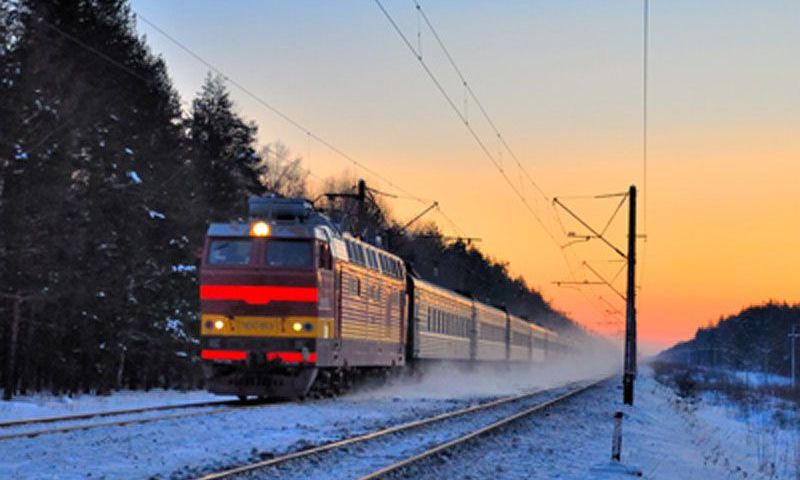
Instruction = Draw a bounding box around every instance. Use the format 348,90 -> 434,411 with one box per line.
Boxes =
250,221 -> 270,237
214,319 -> 225,330
292,321 -> 303,332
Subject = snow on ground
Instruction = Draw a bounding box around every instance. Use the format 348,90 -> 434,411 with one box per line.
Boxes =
730,370 -> 793,387
0,357 -> 614,479
236,384 -> 584,480
691,391 -> 799,478
0,391 -> 474,479
394,366 -> 799,480
0,389 -> 234,423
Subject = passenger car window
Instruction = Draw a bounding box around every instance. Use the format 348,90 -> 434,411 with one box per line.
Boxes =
266,240 -> 312,268
392,260 -> 401,278
207,239 -> 252,265
354,245 -> 366,266
367,250 -> 378,270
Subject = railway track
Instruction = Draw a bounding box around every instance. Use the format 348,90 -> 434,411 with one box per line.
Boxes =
194,377 -> 608,480
0,398 -> 274,441
358,380 -> 604,479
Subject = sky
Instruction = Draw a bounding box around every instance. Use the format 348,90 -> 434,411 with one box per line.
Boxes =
129,0 -> 799,353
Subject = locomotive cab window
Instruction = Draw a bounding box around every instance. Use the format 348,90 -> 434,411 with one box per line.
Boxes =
265,239 -> 312,268
207,239 -> 252,265
318,242 -> 332,270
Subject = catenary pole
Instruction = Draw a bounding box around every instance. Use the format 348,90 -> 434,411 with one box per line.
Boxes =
623,185 -> 637,405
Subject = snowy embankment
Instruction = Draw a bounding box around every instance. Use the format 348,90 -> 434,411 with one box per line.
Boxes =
0,358 -> 613,479
0,389 -> 232,423
393,366 -> 799,479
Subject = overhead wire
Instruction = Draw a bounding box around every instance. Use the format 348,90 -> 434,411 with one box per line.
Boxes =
412,0 -> 575,260
42,11 -> 466,241
38,17 -> 153,86
640,0 -> 650,295
412,0 -> 551,204
134,12 -> 475,239
600,192 -> 629,235
136,12 -> 430,206
34,18 -> 197,198
375,0 -> 614,329
374,0 -> 560,247
642,0 -> 649,233
435,206 -> 467,238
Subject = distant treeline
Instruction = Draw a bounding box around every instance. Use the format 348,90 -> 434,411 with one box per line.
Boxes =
0,1 -> 590,397
659,302 -> 800,378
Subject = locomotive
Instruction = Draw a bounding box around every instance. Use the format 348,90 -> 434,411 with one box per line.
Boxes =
199,196 -> 572,399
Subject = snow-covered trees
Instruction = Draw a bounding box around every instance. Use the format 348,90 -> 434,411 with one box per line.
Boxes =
0,0 -> 198,395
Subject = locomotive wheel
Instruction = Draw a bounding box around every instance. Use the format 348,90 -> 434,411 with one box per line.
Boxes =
331,370 -> 346,396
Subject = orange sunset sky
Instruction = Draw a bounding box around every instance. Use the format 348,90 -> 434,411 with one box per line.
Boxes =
131,1 -> 799,352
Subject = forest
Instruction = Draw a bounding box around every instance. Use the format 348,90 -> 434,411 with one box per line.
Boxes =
0,0 -> 590,397
659,302 -> 800,378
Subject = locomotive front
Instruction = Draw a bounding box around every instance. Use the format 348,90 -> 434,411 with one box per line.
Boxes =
199,198 -> 335,399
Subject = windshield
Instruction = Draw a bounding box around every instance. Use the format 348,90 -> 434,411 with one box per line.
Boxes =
265,240 -> 312,268
207,239 -> 252,265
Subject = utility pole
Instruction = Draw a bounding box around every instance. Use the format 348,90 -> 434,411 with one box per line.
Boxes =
325,179 -> 368,239
356,179 -> 366,237
790,325 -> 799,390
623,185 -> 637,406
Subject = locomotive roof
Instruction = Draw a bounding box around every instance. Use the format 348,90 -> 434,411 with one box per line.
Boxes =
206,221 -> 334,242
413,277 -> 474,304
206,196 -> 405,268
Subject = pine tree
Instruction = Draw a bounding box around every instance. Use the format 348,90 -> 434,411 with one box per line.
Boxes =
0,0 -> 200,396
186,74 -> 265,223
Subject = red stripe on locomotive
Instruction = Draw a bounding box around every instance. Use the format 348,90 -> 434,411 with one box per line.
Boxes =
200,285 -> 318,305
201,349 -> 247,361
266,351 -> 317,363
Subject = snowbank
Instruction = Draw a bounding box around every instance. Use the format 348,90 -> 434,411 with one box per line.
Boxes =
0,389 -> 230,423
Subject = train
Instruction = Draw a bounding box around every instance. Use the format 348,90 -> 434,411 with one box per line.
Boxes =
199,196 -> 574,399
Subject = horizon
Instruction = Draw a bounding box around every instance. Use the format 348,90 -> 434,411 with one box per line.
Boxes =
130,0 -> 800,353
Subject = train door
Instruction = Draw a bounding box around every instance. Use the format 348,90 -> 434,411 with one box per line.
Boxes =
317,241 -> 335,336
334,262 -> 343,339
398,282 -> 406,346
404,276 -> 417,362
